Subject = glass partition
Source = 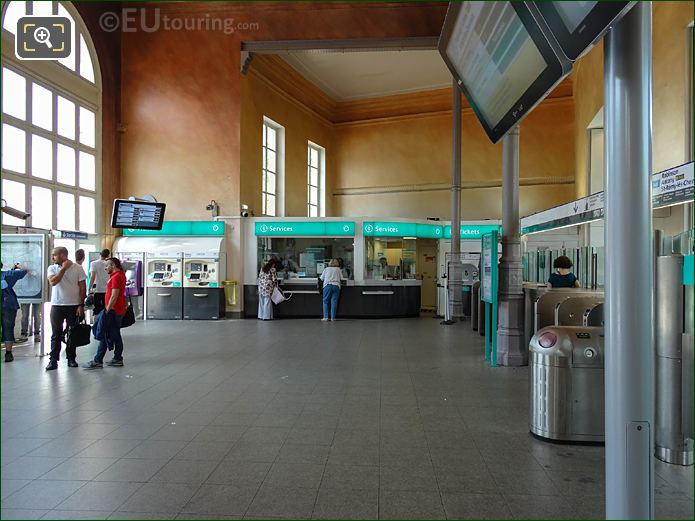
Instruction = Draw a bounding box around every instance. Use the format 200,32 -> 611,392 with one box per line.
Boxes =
365,237 -> 417,280
257,237 -> 354,280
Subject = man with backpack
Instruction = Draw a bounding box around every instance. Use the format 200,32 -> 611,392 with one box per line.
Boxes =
2,262 -> 28,362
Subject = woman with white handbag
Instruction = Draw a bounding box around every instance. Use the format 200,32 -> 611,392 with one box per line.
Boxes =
257,259 -> 278,320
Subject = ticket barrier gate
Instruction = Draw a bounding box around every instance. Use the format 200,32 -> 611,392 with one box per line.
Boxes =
529,326 -> 605,442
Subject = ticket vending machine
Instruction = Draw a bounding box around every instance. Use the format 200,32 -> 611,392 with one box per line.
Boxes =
183,254 -> 225,319
146,253 -> 183,319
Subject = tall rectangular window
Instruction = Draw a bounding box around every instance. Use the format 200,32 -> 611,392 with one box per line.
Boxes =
262,117 -> 284,217
307,142 -> 324,217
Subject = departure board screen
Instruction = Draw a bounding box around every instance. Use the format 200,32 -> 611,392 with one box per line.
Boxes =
111,199 -> 166,230
535,1 -> 633,61
438,1 -> 570,143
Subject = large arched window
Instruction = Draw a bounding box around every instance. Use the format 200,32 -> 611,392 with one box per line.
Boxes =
1,0 -> 101,254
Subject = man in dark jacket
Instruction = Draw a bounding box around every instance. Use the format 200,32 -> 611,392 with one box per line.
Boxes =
2,262 -> 28,362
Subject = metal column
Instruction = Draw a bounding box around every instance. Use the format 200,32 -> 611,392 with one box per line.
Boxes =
444,80 -> 462,325
496,126 -> 526,366
604,3 -> 654,519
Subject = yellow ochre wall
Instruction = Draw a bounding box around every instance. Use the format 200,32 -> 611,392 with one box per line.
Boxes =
573,1 -> 694,199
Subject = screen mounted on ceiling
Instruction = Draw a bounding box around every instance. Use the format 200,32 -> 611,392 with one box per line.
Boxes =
438,1 -> 571,144
111,199 -> 166,230
533,1 -> 634,61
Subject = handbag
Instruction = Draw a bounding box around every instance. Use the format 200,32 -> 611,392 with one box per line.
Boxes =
120,296 -> 136,328
63,316 -> 92,348
271,286 -> 292,305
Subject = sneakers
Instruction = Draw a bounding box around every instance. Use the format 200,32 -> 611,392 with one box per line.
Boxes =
106,359 -> 124,367
34,335 -> 41,343
16,336 -> 28,343
5,351 -> 14,363
82,360 -> 103,369
45,361 -> 58,371
67,360 -> 79,368
321,318 -> 329,321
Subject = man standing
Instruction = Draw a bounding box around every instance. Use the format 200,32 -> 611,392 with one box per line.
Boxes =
75,249 -> 86,267
46,247 -> 86,370
89,249 -> 110,316
19,302 -> 41,343
84,258 -> 127,369
2,263 -> 28,362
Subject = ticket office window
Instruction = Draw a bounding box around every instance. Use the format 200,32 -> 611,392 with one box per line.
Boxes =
365,237 -> 417,280
257,237 -> 354,280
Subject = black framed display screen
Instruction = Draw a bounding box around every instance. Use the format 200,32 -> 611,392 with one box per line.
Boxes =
111,199 -> 166,230
535,1 -> 633,61
438,1 -> 570,143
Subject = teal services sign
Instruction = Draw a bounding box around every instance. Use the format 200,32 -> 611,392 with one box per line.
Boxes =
362,222 -> 443,238
254,221 -> 355,237
123,221 -> 224,236
443,224 -> 500,239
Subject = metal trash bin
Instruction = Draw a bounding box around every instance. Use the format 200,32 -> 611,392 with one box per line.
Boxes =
529,326 -> 605,442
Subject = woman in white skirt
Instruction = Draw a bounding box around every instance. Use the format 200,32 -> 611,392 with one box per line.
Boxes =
258,259 -> 278,320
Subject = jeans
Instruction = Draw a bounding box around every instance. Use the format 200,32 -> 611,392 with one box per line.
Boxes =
2,308 -> 17,342
20,303 -> 41,335
322,284 -> 340,319
50,305 -> 78,362
93,310 -> 124,364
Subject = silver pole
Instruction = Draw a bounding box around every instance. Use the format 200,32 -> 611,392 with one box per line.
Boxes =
496,126 -> 526,365
451,79 -> 461,254
604,3 -> 654,519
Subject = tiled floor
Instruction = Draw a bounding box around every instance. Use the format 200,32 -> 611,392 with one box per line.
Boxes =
1,318 -> 693,520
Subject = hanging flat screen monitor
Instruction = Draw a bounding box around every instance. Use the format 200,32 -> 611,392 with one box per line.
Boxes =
438,1 -> 571,144
533,1 -> 634,61
111,199 -> 166,230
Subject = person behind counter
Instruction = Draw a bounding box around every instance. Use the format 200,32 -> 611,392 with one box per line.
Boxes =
2,262 -> 28,362
320,259 -> 343,321
547,255 -> 580,288
258,258 -> 279,320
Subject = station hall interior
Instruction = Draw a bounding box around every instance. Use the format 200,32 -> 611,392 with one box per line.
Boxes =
0,1 -> 694,520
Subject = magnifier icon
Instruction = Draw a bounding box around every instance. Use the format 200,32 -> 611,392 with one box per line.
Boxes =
33,26 -> 52,49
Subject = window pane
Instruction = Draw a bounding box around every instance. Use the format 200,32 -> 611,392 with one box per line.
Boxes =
79,34 -> 95,83
78,151 -> 95,190
2,124 -> 26,173
310,147 -> 319,168
1,179 -> 25,226
2,1 -> 26,35
265,194 -> 275,217
309,205 -> 318,218
56,191 -> 75,231
32,0 -> 53,16
31,134 -> 52,180
309,168 -> 318,187
57,144 -> 76,185
79,106 -> 95,147
266,150 -> 276,173
266,172 -> 276,195
310,186 -> 318,206
78,243 -> 97,254
78,196 -> 95,234
266,126 -> 276,150
2,67 -> 25,120
57,96 -> 75,139
31,185 -> 52,230
57,3 -> 76,71
32,83 -> 53,130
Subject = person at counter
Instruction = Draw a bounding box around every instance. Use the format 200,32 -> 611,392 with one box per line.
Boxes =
258,258 -> 279,320
547,255 -> 580,288
320,259 -> 343,321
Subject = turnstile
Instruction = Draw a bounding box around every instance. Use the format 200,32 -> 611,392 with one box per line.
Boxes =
529,326 -> 605,442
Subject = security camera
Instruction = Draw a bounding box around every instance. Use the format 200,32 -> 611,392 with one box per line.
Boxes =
1,199 -> 30,220
240,204 -> 250,218
206,200 -> 219,218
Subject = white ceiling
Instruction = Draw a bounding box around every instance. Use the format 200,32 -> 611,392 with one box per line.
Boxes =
280,50 -> 453,101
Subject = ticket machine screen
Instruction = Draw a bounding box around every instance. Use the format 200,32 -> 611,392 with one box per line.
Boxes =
154,262 -> 166,271
153,273 -> 164,280
190,263 -> 202,271
189,273 -> 201,280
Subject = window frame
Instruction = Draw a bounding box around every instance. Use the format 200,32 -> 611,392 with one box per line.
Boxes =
307,141 -> 325,218
1,1 -> 102,235
261,116 -> 284,217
